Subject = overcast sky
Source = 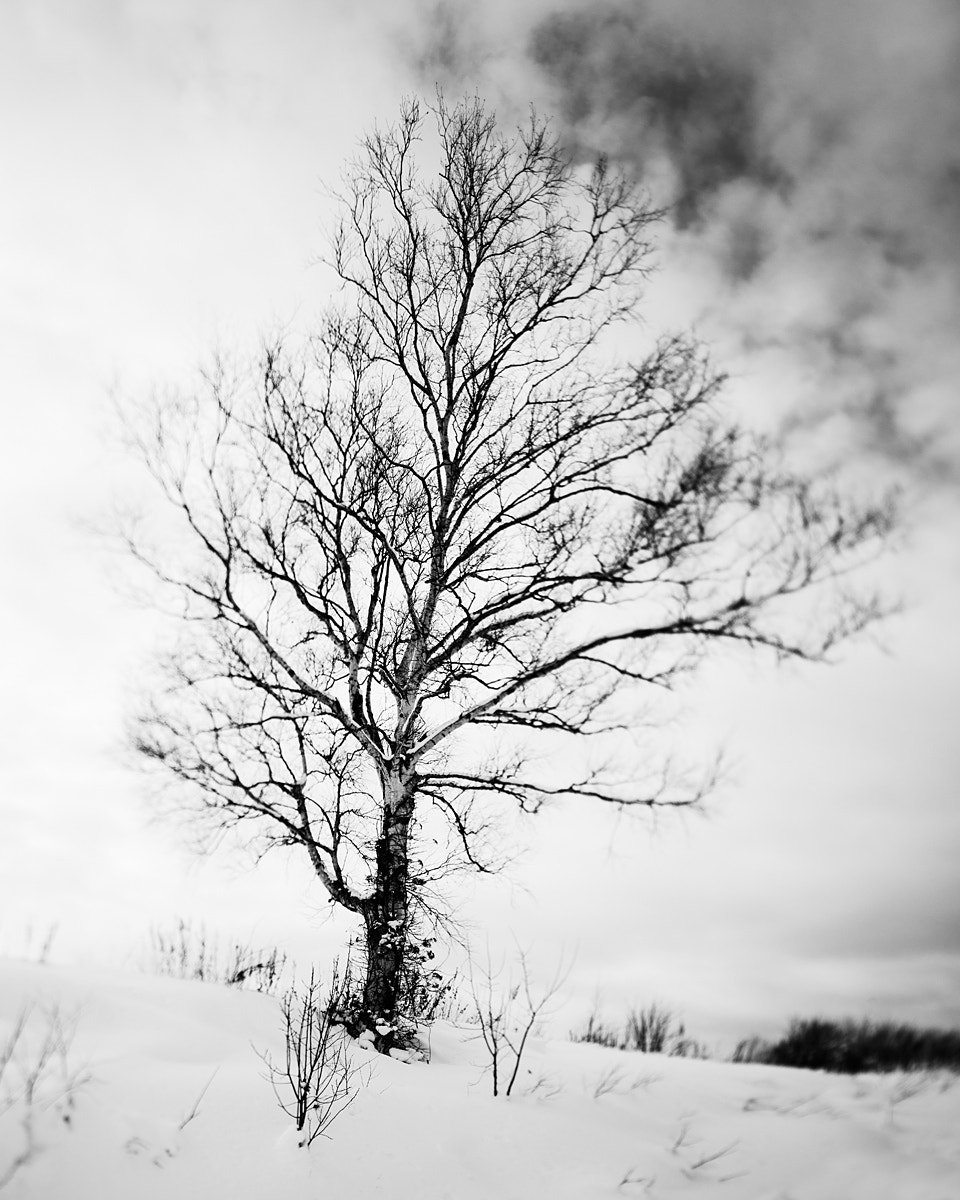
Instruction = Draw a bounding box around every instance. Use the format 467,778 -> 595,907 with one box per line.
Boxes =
2,0 -> 958,1047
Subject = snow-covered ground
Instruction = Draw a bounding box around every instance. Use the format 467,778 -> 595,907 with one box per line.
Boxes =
1,958 -> 958,1199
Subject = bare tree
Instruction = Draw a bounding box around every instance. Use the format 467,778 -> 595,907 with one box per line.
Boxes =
124,94 -> 892,1050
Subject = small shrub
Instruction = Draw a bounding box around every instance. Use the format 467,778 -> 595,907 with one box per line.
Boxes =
469,947 -> 570,1098
627,1003 -> 675,1054
255,964 -> 368,1147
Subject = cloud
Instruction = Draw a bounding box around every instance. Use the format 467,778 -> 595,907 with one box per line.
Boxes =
410,0 -> 488,83
404,0 -> 960,482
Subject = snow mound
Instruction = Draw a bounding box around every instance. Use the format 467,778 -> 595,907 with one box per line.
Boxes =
1,958 -> 957,1198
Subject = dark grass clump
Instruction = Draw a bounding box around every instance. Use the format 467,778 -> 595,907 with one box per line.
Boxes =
146,918 -> 289,995
734,1017 -> 960,1074
572,1011 -> 624,1050
571,1002 -> 708,1058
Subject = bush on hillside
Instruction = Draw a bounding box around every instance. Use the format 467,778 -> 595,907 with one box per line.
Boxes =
734,1017 -> 960,1073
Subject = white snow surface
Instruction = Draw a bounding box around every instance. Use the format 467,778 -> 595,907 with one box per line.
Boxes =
1,959 -> 958,1199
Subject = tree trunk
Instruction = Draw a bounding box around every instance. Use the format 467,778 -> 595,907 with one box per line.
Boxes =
359,767 -> 415,1046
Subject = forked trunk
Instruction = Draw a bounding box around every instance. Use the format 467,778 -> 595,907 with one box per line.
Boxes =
360,768 -> 415,1047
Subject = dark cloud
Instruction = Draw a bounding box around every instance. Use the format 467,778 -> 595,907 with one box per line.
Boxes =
402,0 -> 960,480
528,4 -> 783,228
721,211 -> 768,282
526,0 -> 960,248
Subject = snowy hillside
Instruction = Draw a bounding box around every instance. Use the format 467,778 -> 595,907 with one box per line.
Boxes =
1,959 -> 958,1199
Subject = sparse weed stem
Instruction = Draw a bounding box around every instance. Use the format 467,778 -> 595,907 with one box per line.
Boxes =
1,922 -> 60,966
590,1065 -> 662,1099
525,1072 -> 563,1101
0,1004 -> 90,1190
617,1167 -> 657,1192
177,1067 -> 219,1132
